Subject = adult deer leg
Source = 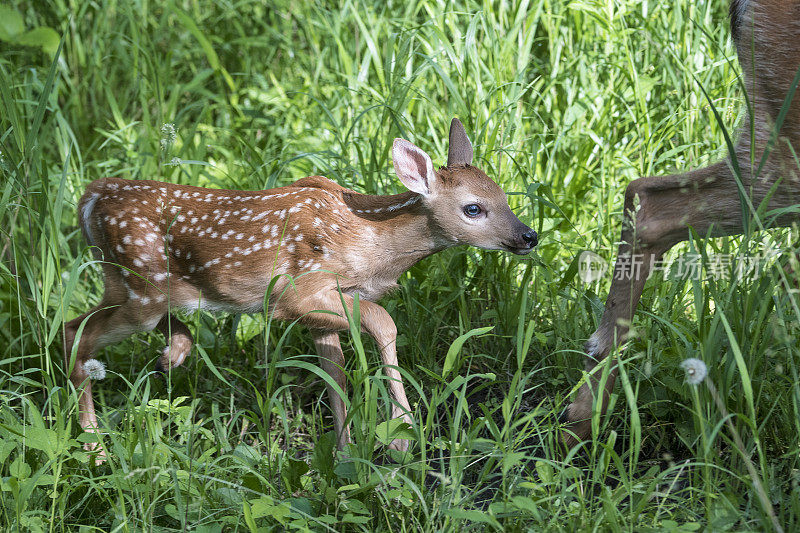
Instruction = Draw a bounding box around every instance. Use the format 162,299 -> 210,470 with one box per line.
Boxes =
563,161 -> 747,446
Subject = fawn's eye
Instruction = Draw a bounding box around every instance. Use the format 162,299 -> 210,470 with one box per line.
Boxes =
463,204 -> 482,218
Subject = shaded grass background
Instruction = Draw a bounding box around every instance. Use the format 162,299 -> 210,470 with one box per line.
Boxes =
1,0 -> 799,530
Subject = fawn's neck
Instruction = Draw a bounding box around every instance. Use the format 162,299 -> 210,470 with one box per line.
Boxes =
343,191 -> 454,277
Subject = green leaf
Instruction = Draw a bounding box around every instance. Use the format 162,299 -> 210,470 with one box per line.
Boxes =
310,431 -> 336,481
0,6 -> 24,41
374,418 -> 416,446
20,427 -> 64,457
248,496 -> 291,524
501,451 -> 526,476
281,457 -> 309,493
16,27 -> 60,56
535,460 -> 554,484
342,513 -> 371,524
444,508 -> 500,527
0,439 -> 16,464
442,326 -> 494,378
242,499 -> 258,533
10,455 -> 31,479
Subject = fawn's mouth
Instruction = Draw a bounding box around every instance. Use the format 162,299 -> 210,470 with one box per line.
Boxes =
504,243 -> 535,255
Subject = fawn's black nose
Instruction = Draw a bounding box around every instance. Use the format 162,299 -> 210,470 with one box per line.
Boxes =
522,230 -> 538,248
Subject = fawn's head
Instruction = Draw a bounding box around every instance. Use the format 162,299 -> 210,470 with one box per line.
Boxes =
392,118 -> 536,255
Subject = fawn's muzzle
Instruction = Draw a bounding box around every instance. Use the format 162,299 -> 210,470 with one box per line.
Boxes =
504,225 -> 537,255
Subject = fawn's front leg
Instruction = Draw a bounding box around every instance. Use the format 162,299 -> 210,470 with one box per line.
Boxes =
277,284 -> 413,451
357,300 -> 413,452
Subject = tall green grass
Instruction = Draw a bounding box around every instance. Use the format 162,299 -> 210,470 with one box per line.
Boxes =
1,0 -> 798,530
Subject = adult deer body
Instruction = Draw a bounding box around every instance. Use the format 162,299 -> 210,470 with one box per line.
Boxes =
64,119 -> 537,455
563,0 -> 800,446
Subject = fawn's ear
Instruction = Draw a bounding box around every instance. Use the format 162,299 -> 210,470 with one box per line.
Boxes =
447,118 -> 473,166
392,138 -> 437,196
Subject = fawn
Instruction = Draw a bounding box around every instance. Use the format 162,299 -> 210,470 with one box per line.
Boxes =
562,0 -> 800,446
64,118 -> 537,455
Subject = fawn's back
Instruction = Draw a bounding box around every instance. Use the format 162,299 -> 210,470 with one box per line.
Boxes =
81,177 -> 408,313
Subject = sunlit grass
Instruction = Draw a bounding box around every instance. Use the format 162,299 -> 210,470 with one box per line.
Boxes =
1,0 -> 798,530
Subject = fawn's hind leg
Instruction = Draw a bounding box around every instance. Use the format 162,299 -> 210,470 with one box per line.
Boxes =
64,296 -> 165,451
312,330 -> 351,450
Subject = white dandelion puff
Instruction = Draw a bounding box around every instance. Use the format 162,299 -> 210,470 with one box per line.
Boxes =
680,358 -> 707,385
84,359 -> 107,380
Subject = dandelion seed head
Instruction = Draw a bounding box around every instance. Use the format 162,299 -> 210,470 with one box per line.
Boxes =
160,123 -> 177,150
84,359 -> 106,380
680,358 -> 707,385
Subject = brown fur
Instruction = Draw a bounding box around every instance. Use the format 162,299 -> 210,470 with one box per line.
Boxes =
563,0 -> 800,447
64,119 -> 536,457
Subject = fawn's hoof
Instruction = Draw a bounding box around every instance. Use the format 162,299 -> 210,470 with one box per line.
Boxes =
388,438 -> 410,453
83,440 -> 107,465
155,343 -> 191,375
